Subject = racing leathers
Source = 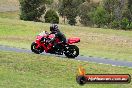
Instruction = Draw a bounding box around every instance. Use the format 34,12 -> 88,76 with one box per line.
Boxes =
50,31 -> 66,54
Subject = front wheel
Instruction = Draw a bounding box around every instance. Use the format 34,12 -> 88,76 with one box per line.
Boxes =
64,45 -> 79,58
31,42 -> 43,54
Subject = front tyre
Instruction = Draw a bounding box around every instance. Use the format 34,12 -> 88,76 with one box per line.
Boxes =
31,42 -> 43,54
64,45 -> 79,58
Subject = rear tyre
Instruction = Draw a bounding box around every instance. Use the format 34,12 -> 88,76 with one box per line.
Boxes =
64,45 -> 79,58
31,42 -> 43,54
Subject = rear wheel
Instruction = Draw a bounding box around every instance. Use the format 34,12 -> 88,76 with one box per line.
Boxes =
64,45 -> 79,58
31,42 -> 43,54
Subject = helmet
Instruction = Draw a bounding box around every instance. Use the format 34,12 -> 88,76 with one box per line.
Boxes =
50,24 -> 59,33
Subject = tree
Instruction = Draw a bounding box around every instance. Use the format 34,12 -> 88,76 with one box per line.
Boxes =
19,0 -> 46,22
58,0 -> 85,25
44,9 -> 59,24
120,18 -> 129,29
91,6 -> 110,27
103,0 -> 131,29
103,0 -> 119,24
45,0 -> 53,5
78,1 -> 98,26
125,0 -> 132,22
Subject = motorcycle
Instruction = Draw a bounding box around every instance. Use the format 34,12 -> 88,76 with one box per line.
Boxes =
31,31 -> 80,58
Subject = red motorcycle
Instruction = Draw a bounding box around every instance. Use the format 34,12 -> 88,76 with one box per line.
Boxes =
31,31 -> 80,58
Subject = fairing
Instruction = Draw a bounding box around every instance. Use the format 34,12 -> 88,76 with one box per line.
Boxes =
68,37 -> 80,44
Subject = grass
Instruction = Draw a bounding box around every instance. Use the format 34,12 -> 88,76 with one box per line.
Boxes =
0,11 -> 19,19
0,0 -> 19,6
0,18 -> 132,61
0,51 -> 132,88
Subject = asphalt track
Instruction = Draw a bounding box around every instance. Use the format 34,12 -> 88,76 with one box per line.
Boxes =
0,45 -> 132,68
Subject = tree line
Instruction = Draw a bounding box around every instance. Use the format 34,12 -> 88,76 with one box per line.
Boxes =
19,0 -> 132,30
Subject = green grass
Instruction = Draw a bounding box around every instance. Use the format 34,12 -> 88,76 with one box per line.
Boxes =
0,11 -> 19,19
0,18 -> 132,61
0,51 -> 132,88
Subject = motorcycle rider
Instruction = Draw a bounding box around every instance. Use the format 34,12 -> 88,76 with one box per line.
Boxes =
49,24 -> 66,54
